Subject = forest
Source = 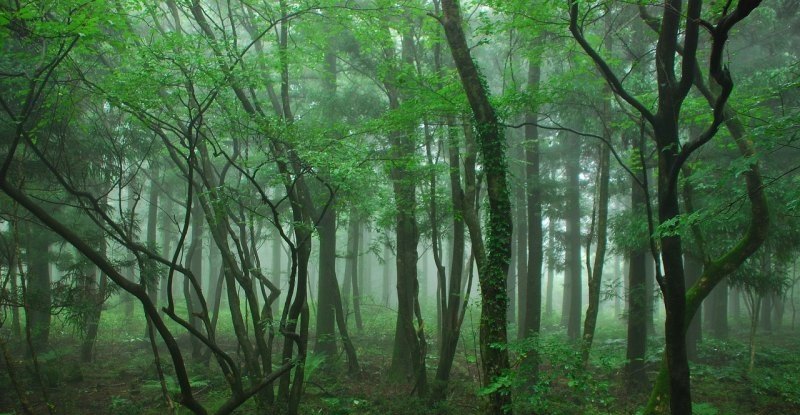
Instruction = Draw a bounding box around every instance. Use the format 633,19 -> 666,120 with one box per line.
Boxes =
1,0 -> 799,414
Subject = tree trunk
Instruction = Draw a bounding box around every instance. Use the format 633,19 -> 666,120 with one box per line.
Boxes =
124,192 -> 137,318
646,251 -> 657,335
520,58 -> 543,339
143,174 -> 160,340
626,162 -> 648,389
614,256 -> 622,318
545,219 -> 555,317
760,293 -> 773,333
382,243 -> 392,307
582,143 -> 610,365
146,172 -> 160,306
209,242 -> 224,335
441,1 -> 513,411
706,280 -> 729,338
344,209 -> 363,331
564,133 -> 582,341
159,187 -> 173,314
271,223 -> 282,317
80,202 -> 107,363
314,205 -> 339,356
432,114 -> 468,402
185,197 -> 204,359
684,255 -> 703,361
359,228 -> 370,305
25,224 -> 51,353
8,220 -> 22,337
384,30 -> 427,395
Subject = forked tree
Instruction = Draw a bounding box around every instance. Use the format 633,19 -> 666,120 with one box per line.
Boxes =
568,0 -> 769,413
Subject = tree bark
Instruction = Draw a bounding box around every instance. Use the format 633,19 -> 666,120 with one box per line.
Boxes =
626,162 -> 648,388
441,1 -> 513,411
24,223 -> 51,353
344,209 -> 363,331
383,29 -> 427,395
582,143 -> 610,365
185,197 -> 205,359
564,133 -> 582,341
545,219 -> 556,317
314,206 -> 338,356
684,255 -> 703,361
521,58 -> 543,339
432,113 -> 468,401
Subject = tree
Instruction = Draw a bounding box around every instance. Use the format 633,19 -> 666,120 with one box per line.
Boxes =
520,53 -> 543,340
569,1 -> 769,413
440,1 -> 514,412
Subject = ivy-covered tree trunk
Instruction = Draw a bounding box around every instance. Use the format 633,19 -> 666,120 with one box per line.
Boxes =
441,1 -> 513,412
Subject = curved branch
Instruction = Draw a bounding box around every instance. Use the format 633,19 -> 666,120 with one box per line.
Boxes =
567,0 -> 655,126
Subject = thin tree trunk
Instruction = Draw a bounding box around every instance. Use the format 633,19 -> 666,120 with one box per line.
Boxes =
80,197 -> 108,363
582,143 -> 610,365
146,172 -> 160,306
25,224 -> 51,353
710,281 -> 729,338
646,251 -> 656,335
432,113 -> 468,401
344,208 -> 363,331
564,132 -> 582,341
382,243 -> 392,306
8,220 -> 22,337
143,174 -> 160,340
271,223 -> 282,317
614,256 -> 622,318
545,219 -> 555,317
185,197 -> 204,359
760,293 -> 773,333
159,187 -> 173,315
209,243 -> 224,335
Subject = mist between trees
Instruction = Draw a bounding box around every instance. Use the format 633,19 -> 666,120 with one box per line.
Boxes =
1,1 -> 799,414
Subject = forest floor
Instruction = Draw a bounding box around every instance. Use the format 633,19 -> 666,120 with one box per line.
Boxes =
2,305 -> 799,414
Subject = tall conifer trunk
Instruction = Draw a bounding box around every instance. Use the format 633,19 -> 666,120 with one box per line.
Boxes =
521,58 -> 543,338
